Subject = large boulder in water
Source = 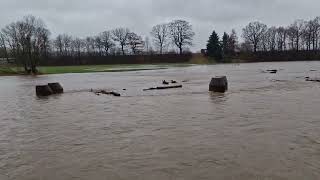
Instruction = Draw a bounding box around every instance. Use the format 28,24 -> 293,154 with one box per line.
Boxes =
48,83 -> 64,94
36,85 -> 53,96
209,76 -> 228,93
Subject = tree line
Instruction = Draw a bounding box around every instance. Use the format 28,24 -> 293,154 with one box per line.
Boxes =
2,15 -> 320,73
207,17 -> 320,61
0,15 -> 195,73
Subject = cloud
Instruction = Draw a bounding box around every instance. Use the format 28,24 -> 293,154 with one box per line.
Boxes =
0,0 -> 319,51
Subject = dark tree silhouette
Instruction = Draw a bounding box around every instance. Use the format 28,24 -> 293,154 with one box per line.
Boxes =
1,15 -> 50,73
151,23 -> 169,54
112,28 -> 130,55
207,31 -> 222,61
100,31 -> 114,55
128,32 -> 144,54
169,20 -> 195,55
242,21 -> 267,52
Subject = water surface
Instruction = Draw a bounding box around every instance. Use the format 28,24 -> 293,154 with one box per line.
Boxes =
0,61 -> 320,180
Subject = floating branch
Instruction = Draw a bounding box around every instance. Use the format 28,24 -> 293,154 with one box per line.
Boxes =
143,85 -> 183,91
93,90 -> 121,96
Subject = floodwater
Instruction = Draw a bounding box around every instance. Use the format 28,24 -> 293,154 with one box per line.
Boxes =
0,61 -> 320,180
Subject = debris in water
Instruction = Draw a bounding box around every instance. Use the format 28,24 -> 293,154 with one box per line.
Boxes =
36,82 -> 64,96
266,69 -> 278,74
93,90 -> 121,96
162,80 -> 169,85
48,82 -> 64,94
305,77 -> 320,82
143,85 -> 183,91
36,85 -> 53,96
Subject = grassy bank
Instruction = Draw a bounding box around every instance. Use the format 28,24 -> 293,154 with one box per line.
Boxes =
0,54 -> 213,76
0,66 -> 24,76
0,63 -> 193,76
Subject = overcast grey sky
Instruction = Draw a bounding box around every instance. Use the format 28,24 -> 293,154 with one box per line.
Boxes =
1,0 -> 319,51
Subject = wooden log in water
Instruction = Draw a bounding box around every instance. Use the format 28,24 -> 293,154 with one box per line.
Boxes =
48,82 -> 64,94
94,90 -> 121,97
36,85 -> 53,96
266,69 -> 278,74
306,77 -> 320,82
209,76 -> 228,93
110,92 -> 121,96
143,85 -> 183,91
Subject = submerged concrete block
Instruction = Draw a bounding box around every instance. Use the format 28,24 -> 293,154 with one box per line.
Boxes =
48,82 -> 64,94
36,85 -> 53,96
209,76 -> 228,93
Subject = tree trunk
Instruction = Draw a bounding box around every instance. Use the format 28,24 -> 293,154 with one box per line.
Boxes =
121,45 -> 125,55
296,35 -> 299,51
253,44 -> 257,53
104,47 -> 109,56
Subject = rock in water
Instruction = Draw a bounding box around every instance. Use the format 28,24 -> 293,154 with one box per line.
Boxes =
48,83 -> 64,94
209,76 -> 228,93
162,80 -> 169,85
36,85 -> 53,96
110,92 -> 121,97
266,69 -> 278,74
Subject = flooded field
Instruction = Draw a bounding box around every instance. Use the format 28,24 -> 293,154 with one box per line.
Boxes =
0,61 -> 320,180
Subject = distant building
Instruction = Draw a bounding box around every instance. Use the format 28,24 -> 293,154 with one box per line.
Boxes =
200,49 -> 208,55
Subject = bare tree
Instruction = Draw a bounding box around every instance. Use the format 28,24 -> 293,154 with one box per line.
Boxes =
94,36 -> 103,56
265,27 -> 277,51
0,32 -> 9,62
62,34 -> 72,56
309,17 -> 320,50
151,23 -> 169,54
2,23 -> 19,63
84,37 -> 96,56
100,31 -> 114,56
72,38 -> 84,64
168,20 -> 195,55
303,20 -> 314,51
242,21 -> 267,52
54,35 -> 63,56
288,20 -> 305,51
276,27 -> 287,51
1,15 -> 50,73
112,28 -> 130,55
127,32 -> 144,54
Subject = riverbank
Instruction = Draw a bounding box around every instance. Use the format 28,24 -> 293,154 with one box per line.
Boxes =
0,63 -> 194,76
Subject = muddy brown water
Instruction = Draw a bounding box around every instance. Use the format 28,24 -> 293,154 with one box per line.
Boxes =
0,61 -> 320,180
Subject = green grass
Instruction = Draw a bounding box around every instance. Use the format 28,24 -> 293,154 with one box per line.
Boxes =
0,63 -> 196,76
0,66 -> 24,75
37,63 -> 192,75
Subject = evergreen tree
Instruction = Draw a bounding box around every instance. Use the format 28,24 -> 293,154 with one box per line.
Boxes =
222,32 -> 230,57
206,31 -> 222,60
